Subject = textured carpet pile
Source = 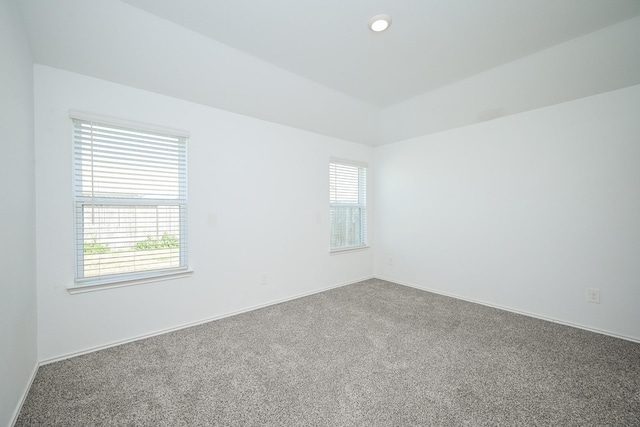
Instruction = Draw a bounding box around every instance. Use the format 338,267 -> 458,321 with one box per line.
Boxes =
16,279 -> 640,426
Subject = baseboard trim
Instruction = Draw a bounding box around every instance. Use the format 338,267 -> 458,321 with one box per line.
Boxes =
34,274 -> 637,379
376,275 -> 640,344
40,275 -> 374,366
10,360 -> 39,427
20,273 -> 638,423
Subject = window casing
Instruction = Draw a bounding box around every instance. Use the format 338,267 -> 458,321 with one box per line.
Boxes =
329,159 -> 367,251
72,113 -> 188,288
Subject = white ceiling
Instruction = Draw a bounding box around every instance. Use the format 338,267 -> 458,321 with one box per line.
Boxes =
122,0 -> 640,108
17,0 -> 640,145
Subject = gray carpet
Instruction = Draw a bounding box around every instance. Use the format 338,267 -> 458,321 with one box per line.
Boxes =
16,279 -> 640,426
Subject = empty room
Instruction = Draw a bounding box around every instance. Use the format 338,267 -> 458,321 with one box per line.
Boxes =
2,0 -> 640,425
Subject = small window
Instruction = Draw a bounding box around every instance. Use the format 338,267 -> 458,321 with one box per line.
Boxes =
329,159 -> 367,251
72,113 -> 188,287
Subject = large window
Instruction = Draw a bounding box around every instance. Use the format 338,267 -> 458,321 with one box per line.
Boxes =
329,159 -> 367,251
72,113 -> 188,287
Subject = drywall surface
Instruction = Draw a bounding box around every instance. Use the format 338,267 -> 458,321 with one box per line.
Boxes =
34,65 -> 373,361
20,0 -> 378,145
0,0 -> 38,425
378,15 -> 640,145
374,85 -> 640,341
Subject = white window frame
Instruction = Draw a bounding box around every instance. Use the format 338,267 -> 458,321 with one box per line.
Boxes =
69,111 -> 192,293
329,158 -> 368,253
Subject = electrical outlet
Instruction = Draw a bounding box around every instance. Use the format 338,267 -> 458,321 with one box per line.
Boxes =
259,272 -> 268,286
388,257 -> 394,266
587,288 -> 600,304
207,213 -> 217,227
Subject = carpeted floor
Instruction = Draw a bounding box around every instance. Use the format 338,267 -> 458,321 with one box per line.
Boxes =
16,279 -> 640,426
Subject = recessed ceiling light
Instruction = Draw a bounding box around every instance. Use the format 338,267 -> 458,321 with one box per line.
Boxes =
369,14 -> 391,32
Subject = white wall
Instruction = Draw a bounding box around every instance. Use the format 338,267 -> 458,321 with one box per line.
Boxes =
378,15 -> 640,145
20,0 -> 379,145
0,0 -> 38,425
374,84 -> 640,341
34,65 -> 373,362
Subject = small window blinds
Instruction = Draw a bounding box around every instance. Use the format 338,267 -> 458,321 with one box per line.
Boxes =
329,159 -> 367,250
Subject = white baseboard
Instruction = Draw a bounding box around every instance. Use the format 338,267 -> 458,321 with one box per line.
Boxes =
376,275 -> 640,344
10,361 -> 39,427
16,273 -> 638,424
40,275 -> 374,365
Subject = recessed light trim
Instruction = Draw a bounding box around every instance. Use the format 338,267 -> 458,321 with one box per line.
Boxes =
369,14 -> 391,32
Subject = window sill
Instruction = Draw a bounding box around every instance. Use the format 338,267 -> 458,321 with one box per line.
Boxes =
330,245 -> 370,255
67,269 -> 193,294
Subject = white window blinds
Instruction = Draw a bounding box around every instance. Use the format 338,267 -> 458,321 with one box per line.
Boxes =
72,114 -> 188,283
329,160 -> 367,250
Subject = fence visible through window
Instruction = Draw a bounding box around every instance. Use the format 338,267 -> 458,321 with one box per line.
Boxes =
79,204 -> 183,277
72,114 -> 188,283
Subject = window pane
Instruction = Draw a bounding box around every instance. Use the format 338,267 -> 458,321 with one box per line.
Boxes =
330,206 -> 364,248
330,163 -> 360,203
79,204 -> 184,278
74,122 -> 184,200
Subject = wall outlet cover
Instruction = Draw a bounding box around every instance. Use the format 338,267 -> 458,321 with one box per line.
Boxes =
587,288 -> 600,304
259,273 -> 268,285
